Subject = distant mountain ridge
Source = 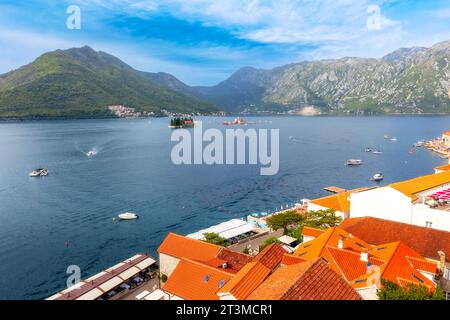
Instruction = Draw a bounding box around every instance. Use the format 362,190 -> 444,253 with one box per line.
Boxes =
150,40 -> 450,115
2,40 -> 450,118
0,46 -> 217,119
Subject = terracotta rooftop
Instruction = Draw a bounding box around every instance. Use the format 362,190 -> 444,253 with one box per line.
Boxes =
302,226 -> 325,238
309,188 -> 368,215
158,233 -> 252,274
158,233 -> 222,262
252,243 -> 286,269
435,164 -> 450,171
291,227 -> 438,290
389,170 -> 450,201
204,248 -> 254,274
217,244 -> 285,300
339,217 -> 450,262
249,259 -> 362,300
162,258 -> 233,300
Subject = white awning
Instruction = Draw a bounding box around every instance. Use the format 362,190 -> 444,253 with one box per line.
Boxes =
219,223 -> 256,240
98,276 -> 123,292
117,266 -> 141,281
135,257 -> 156,270
144,289 -> 169,300
187,219 -> 255,240
76,288 -> 104,300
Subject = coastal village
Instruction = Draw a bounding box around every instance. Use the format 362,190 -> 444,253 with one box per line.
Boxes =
46,131 -> 450,301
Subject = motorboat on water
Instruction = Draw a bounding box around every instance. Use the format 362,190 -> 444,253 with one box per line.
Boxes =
365,148 -> 373,152
372,173 -> 384,182
346,159 -> 363,166
372,150 -> 383,155
118,212 -> 139,220
29,168 -> 48,177
86,150 -> 96,158
390,137 -> 398,142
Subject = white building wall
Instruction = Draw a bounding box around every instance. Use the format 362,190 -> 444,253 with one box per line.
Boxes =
349,187 -> 413,224
412,204 -> 450,232
159,253 -> 180,278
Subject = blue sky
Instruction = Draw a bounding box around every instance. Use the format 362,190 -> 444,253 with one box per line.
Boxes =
1,0 -> 450,85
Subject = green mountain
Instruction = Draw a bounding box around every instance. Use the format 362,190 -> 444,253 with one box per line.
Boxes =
0,46 -> 217,119
153,40 -> 450,115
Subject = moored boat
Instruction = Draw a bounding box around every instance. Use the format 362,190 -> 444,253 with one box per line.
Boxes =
372,173 -> 384,181
346,159 -> 363,166
118,212 -> 139,220
29,168 -> 48,177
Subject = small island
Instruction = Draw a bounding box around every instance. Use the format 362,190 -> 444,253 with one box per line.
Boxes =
169,117 -> 195,129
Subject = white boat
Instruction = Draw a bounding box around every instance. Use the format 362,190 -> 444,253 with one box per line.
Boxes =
390,138 -> 397,142
372,173 -> 384,181
118,212 -> 139,220
86,150 -> 96,158
346,159 -> 363,166
372,150 -> 383,155
365,148 -> 373,152
29,168 -> 48,177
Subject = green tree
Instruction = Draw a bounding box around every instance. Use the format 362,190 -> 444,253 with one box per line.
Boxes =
259,237 -> 281,251
304,209 -> 342,229
266,210 -> 304,234
203,232 -> 230,247
377,280 -> 445,300
287,225 -> 303,243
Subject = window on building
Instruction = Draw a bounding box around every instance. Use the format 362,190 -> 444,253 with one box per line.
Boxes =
425,221 -> 433,228
445,291 -> 450,301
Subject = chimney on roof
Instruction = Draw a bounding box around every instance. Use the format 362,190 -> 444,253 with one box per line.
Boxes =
438,251 -> 446,273
360,251 -> 369,263
222,262 -> 228,269
338,239 -> 344,249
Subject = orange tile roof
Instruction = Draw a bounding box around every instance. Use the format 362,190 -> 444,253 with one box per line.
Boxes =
291,227 -> 438,290
294,227 -> 371,260
282,254 -> 307,266
339,217 -> 450,262
162,258 -> 234,300
406,257 -> 438,274
217,262 -> 271,300
376,242 -> 437,289
217,244 -> 285,300
302,226 -> 325,238
203,248 -> 253,274
310,188 -> 368,214
158,233 -> 222,262
389,170 -> 450,201
443,131 -> 450,136
435,164 -> 450,171
325,247 -> 385,282
252,243 -> 286,269
249,259 -> 362,300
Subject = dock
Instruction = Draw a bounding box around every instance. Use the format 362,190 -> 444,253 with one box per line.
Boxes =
323,186 -> 347,194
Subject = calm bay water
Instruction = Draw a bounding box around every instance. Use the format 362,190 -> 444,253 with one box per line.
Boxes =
0,116 -> 448,299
